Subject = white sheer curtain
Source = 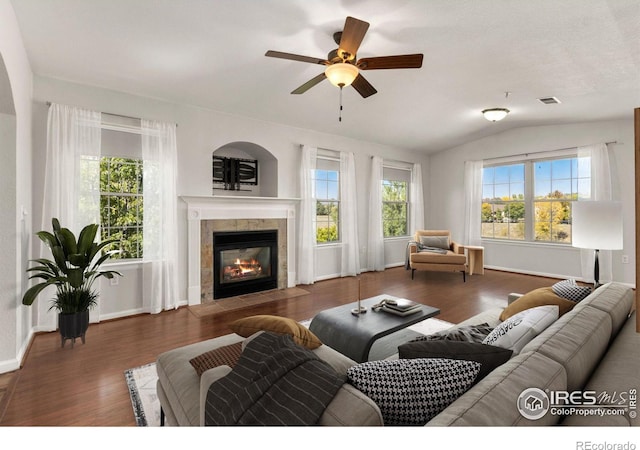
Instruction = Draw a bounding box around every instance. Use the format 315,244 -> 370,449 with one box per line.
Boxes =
42,103 -> 101,328
297,145 -> 317,284
463,160 -> 484,246
340,151 -> 361,277
577,143 -> 614,283
367,156 -> 385,271
141,119 -> 179,313
410,163 -> 425,232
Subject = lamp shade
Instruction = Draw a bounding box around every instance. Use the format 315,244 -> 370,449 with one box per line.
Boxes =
482,108 -> 510,122
325,63 -> 359,87
571,201 -> 623,250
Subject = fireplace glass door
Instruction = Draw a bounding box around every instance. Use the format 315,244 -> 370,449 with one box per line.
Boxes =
220,246 -> 271,284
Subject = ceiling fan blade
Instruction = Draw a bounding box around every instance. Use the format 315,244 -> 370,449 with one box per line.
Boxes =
265,50 -> 328,65
291,73 -> 327,94
357,54 -> 424,70
351,74 -> 377,98
338,16 -> 370,58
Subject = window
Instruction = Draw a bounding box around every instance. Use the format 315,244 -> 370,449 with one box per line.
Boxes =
314,156 -> 340,244
482,155 -> 591,243
482,163 -> 525,240
100,157 -> 144,258
382,166 -> 410,237
533,157 -> 590,243
99,120 -> 144,259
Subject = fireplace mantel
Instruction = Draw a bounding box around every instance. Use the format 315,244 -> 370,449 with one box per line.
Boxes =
181,196 -> 300,305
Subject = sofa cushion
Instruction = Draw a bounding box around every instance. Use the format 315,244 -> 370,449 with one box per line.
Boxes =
499,287 -> 576,321
156,333 -> 245,426
561,312 -> 638,426
551,279 -> 592,302
317,383 -> 384,426
427,351 -> 567,426
229,315 -> 322,349
483,305 -> 559,354
398,340 -> 512,382
347,358 -> 481,425
411,250 -> 466,265
410,322 -> 494,344
520,305 -> 612,392
571,282 -> 634,339
189,341 -> 243,376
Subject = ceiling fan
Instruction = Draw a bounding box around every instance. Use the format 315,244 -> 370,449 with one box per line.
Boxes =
265,16 -> 423,98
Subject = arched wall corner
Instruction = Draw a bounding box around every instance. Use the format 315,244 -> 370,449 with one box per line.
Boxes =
0,50 -> 20,369
212,141 -> 278,197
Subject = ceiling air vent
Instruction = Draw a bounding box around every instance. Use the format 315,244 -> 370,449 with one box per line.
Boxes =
538,96 -> 561,105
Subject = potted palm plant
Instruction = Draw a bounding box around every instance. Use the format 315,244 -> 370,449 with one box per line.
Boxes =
22,218 -> 122,347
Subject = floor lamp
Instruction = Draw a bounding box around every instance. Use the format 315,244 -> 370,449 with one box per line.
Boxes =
572,201 -> 623,288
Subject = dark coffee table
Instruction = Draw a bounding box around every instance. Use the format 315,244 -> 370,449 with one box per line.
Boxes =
309,294 -> 440,363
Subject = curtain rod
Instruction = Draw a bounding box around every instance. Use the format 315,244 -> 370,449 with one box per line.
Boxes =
371,156 -> 415,169
482,141 -> 618,163
45,101 -> 177,127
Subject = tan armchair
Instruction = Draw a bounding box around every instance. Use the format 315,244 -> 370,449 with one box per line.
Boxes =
408,230 -> 467,281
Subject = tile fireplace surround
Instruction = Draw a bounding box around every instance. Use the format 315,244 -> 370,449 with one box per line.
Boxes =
182,196 -> 299,305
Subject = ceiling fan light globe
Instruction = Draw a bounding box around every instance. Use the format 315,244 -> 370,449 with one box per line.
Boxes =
325,63 -> 359,88
482,108 -> 510,122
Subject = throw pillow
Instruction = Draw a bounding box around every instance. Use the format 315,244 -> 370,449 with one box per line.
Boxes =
483,305 -> 559,354
229,315 -> 322,349
552,279 -> 592,302
419,235 -> 450,250
189,341 -> 243,376
398,340 -> 513,383
499,286 -> 577,321
409,323 -> 494,344
347,358 -> 480,425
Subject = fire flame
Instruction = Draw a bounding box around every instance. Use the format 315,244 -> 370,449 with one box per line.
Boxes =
234,258 -> 262,275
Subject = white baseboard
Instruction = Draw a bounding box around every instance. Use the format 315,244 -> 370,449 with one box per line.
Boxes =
0,358 -> 20,374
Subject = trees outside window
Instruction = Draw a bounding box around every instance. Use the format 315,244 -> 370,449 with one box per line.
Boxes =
100,157 -> 144,258
482,163 -> 525,240
481,156 -> 590,243
382,180 -> 408,237
314,162 -> 340,244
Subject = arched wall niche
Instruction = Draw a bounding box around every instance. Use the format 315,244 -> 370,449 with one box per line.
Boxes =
212,141 -> 278,197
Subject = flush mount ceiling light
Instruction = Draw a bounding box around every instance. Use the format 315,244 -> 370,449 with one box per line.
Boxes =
482,92 -> 511,122
325,62 -> 359,87
482,107 -> 510,122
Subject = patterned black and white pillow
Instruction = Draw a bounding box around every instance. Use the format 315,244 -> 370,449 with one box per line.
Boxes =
552,279 -> 592,302
409,323 -> 494,344
347,358 -> 480,426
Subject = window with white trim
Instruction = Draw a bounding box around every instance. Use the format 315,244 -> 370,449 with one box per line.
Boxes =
382,165 -> 410,238
482,155 -> 591,243
314,154 -> 340,244
99,120 -> 144,259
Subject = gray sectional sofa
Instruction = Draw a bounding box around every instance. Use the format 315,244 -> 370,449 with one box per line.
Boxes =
156,282 -> 638,426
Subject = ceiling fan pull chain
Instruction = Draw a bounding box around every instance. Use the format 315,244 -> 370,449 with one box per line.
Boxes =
339,85 -> 343,122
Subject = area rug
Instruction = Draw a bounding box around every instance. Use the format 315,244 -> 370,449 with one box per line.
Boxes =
125,317 -> 453,426
124,362 -> 161,427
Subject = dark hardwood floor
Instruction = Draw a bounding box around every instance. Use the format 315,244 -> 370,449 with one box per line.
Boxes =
0,267 -> 559,426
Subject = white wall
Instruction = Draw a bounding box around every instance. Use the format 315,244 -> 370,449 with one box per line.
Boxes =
30,75 -> 429,325
0,0 -> 33,374
428,120 -> 635,285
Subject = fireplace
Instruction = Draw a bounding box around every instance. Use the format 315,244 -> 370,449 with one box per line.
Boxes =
213,229 -> 278,299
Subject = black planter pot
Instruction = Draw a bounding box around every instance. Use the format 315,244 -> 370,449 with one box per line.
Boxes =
58,310 -> 90,348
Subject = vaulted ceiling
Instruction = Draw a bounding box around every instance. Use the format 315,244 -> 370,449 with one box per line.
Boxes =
10,0 -> 640,153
